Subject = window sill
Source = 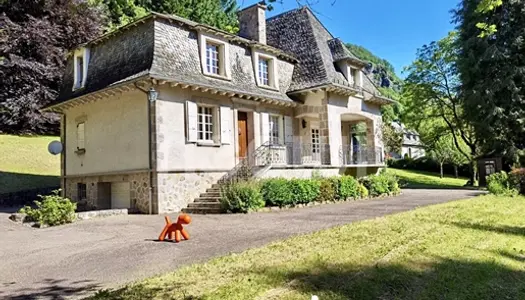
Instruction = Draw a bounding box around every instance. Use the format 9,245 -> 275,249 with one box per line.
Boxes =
257,84 -> 280,92
203,72 -> 231,81
196,142 -> 221,147
75,148 -> 86,155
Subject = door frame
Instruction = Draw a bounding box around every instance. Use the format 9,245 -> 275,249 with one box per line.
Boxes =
233,106 -> 256,163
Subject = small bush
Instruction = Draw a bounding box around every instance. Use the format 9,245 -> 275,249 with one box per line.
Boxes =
487,171 -> 519,196
339,175 -> 360,200
358,184 -> 369,198
261,178 -> 293,207
289,179 -> 320,204
317,178 -> 337,202
368,174 -> 390,196
19,190 -> 76,226
221,181 -> 264,213
509,168 -> 525,195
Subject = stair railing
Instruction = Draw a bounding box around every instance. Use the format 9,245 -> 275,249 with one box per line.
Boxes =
218,141 -> 272,185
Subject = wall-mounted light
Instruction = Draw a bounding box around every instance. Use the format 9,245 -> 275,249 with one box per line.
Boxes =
148,87 -> 158,102
302,119 -> 307,129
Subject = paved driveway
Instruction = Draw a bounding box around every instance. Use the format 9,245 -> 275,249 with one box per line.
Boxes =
0,189 -> 483,299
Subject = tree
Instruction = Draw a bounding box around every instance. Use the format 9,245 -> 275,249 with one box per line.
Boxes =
402,32 -> 480,184
429,137 -> 454,179
0,0 -> 104,134
136,0 -> 239,32
456,0 -> 525,166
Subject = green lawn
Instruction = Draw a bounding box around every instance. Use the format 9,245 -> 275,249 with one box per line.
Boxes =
389,168 -> 470,189
0,134 -> 60,194
91,194 -> 525,300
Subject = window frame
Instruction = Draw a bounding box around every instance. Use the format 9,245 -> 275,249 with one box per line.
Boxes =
268,114 -> 283,146
258,58 -> 270,86
199,33 -> 230,80
76,122 -> 86,151
196,104 -> 219,144
311,128 -> 320,154
73,48 -> 89,90
253,50 -> 279,90
77,183 -> 87,201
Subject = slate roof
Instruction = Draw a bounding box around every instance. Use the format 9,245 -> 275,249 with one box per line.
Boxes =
266,7 -> 381,96
391,122 -> 424,147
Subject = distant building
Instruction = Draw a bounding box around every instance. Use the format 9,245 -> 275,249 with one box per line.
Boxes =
390,122 -> 425,159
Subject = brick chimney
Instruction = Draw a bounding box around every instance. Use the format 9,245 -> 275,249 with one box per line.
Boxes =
238,2 -> 267,44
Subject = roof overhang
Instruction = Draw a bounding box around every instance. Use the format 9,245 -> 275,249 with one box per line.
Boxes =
288,83 -> 361,97
42,75 -> 296,113
365,94 -> 397,106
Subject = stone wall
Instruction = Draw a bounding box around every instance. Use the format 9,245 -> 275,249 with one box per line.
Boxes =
156,171 -> 226,213
64,172 -> 150,213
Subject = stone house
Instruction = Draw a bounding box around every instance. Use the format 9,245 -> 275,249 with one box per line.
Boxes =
44,4 -> 394,214
390,122 -> 426,159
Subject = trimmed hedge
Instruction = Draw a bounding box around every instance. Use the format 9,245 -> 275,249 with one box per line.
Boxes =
388,157 -> 470,177
221,173 -> 400,213
221,181 -> 265,213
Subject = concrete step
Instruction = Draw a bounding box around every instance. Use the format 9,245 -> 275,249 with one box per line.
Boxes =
182,207 -> 223,214
188,202 -> 221,208
193,198 -> 221,203
200,192 -> 221,197
206,188 -> 222,193
211,184 -> 223,189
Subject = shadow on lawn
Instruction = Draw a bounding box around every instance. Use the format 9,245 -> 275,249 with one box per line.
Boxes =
0,278 -> 100,300
254,257 -> 525,300
0,171 -> 60,194
450,221 -> 525,237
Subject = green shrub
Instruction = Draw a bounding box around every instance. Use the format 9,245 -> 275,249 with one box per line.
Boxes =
221,181 -> 264,213
358,184 -> 369,198
289,179 -> 320,204
384,171 -> 401,195
368,174 -> 390,196
317,178 -> 337,202
260,178 -> 293,207
487,171 -> 519,196
338,175 -> 360,200
19,190 -> 76,226
509,168 -> 525,195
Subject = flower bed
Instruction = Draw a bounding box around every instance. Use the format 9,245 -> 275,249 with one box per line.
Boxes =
220,171 -> 401,213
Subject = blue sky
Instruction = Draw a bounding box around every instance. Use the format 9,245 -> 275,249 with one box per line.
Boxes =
241,0 -> 459,77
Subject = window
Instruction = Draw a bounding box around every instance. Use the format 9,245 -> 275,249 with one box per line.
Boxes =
76,56 -> 84,88
269,115 -> 281,145
77,183 -> 87,201
311,128 -> 320,154
206,43 -> 220,75
197,106 -> 214,142
73,48 -> 89,90
77,122 -> 85,150
258,58 -> 270,86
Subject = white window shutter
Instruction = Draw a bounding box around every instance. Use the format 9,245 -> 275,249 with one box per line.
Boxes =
260,112 -> 270,144
284,116 -> 293,144
186,101 -> 198,142
77,123 -> 85,149
220,106 -> 231,144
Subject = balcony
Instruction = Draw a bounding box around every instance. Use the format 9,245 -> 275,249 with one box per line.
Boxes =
252,143 -> 383,167
339,145 -> 384,166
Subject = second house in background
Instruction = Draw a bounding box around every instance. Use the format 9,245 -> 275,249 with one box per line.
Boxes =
45,4 -> 395,214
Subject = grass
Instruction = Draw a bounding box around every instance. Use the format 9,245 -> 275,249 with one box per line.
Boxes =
0,134 -> 60,194
389,168 -> 470,189
90,194 -> 525,300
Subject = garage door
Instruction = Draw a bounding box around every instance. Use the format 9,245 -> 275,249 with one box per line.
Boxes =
111,182 -> 130,209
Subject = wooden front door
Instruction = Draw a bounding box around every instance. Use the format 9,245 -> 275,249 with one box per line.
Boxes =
238,112 -> 248,158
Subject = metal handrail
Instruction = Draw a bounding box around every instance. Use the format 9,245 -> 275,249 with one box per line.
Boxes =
339,145 -> 384,165
218,142 -> 272,184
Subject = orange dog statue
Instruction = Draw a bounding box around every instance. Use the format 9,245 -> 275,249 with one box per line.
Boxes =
158,214 -> 192,242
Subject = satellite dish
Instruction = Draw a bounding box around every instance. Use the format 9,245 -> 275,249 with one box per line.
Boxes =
48,140 -> 63,155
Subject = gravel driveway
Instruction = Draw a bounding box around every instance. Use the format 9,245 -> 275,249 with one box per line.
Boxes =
0,189 -> 483,299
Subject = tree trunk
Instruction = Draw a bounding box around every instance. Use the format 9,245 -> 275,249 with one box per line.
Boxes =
454,165 -> 458,178
440,162 -> 444,178
468,159 -> 477,186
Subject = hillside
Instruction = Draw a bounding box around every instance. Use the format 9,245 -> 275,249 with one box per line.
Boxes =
345,43 -> 402,100
0,135 -> 60,194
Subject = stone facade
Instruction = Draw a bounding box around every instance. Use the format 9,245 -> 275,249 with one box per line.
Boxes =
156,172 -> 226,213
63,172 -> 150,213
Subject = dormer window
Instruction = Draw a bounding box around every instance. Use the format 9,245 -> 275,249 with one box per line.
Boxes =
73,48 -> 89,90
199,33 -> 230,79
206,43 -> 220,75
258,58 -> 270,86
253,50 -> 279,90
349,67 -> 358,85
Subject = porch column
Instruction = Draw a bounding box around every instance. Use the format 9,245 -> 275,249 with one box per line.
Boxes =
320,94 -> 342,166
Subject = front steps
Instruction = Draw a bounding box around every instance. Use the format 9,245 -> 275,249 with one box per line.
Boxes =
181,184 -> 224,214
